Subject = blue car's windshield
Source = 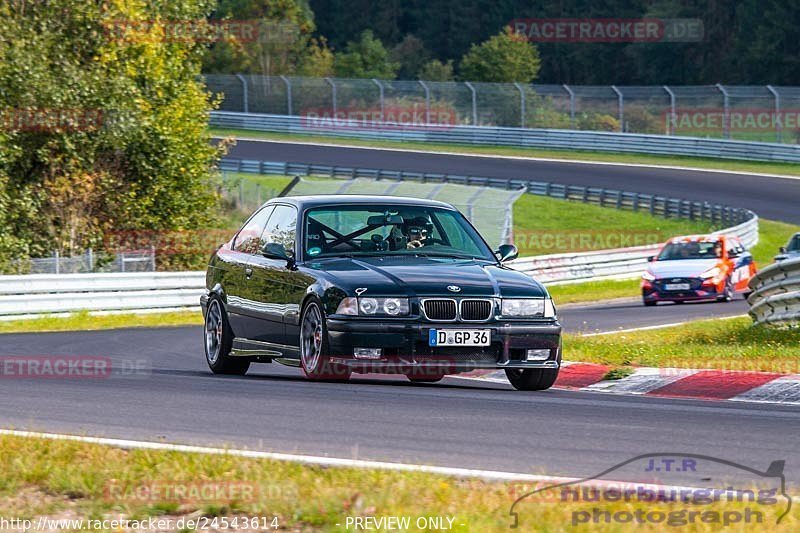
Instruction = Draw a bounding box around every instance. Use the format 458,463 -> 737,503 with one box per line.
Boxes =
303,205 -> 495,260
788,234 -> 800,252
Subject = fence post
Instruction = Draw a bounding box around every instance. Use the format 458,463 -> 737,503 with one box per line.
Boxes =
235,73 -> 248,113
563,84 -> 575,129
54,250 -> 60,275
611,85 -> 623,132
514,82 -> 526,128
419,80 -> 431,124
280,75 -> 292,115
325,77 -> 337,115
464,82 -> 478,126
767,85 -> 781,143
87,248 -> 94,272
150,245 -> 156,272
716,84 -> 730,139
371,78 -> 385,121
663,85 -> 676,135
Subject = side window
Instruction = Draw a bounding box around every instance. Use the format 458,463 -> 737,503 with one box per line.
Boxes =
261,205 -> 297,253
233,206 -> 274,254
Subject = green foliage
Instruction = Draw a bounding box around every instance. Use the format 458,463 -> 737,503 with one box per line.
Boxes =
418,59 -> 454,81
390,35 -> 430,79
0,0 -> 224,270
459,27 -> 540,83
334,30 -> 399,79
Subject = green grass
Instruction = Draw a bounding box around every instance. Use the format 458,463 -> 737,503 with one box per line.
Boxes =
2,434 -> 796,531
565,317 -> 800,374
0,311 -> 202,335
214,127 -> 800,177
512,194 -> 713,256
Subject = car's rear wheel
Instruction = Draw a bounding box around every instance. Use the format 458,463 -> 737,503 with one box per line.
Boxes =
205,297 -> 250,375
643,299 -> 656,307
300,300 -> 351,381
505,368 -> 559,391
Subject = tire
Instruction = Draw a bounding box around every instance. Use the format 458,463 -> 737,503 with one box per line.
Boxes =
643,299 -> 656,307
300,299 -> 351,381
204,297 -> 250,375
505,368 -> 559,391
718,278 -> 734,302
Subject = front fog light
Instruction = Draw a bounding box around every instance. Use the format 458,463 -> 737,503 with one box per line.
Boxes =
526,349 -> 550,361
354,348 -> 382,359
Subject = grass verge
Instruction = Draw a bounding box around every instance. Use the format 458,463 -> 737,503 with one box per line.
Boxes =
213,127 -> 800,177
1,434 -> 795,531
565,317 -> 800,374
0,311 -> 202,335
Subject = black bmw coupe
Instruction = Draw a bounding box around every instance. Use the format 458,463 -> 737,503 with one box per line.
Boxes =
201,195 -> 562,390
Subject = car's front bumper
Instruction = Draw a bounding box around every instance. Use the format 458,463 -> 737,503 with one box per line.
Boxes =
325,318 -> 562,374
642,277 -> 723,303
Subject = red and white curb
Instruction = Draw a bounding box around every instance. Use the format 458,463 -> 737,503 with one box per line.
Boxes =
455,363 -> 800,405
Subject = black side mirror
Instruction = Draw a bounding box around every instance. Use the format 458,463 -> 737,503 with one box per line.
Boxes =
780,246 -> 787,253
495,243 -> 519,263
646,255 -> 655,262
262,242 -> 294,263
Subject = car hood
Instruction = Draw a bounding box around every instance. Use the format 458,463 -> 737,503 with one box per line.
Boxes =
648,258 -> 718,278
304,256 -> 547,298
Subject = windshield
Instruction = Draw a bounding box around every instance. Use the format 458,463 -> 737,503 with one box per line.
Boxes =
303,204 -> 494,260
788,235 -> 800,252
657,240 -> 722,261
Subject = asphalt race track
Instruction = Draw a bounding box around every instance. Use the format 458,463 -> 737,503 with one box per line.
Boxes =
1,324 -> 799,484
226,139 -> 800,224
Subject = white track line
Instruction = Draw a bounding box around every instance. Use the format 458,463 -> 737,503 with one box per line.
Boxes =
219,136 -> 800,181
0,429 -> 707,493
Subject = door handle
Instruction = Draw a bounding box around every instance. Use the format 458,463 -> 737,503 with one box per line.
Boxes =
245,267 -> 253,278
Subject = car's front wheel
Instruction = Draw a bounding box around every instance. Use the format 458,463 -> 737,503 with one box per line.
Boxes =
300,299 -> 351,381
205,297 -> 250,375
505,368 -> 559,391
718,277 -> 734,302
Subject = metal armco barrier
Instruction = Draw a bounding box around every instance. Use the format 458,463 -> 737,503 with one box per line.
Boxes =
0,272 -> 205,317
747,257 -> 800,326
211,111 -> 800,163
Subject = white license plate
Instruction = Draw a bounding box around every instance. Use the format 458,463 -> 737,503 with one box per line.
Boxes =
428,329 -> 490,347
665,283 -> 691,291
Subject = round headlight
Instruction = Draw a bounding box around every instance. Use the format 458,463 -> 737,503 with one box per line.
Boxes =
383,298 -> 402,315
359,298 -> 378,315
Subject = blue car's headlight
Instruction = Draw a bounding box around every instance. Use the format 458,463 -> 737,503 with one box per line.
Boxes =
336,297 -> 410,316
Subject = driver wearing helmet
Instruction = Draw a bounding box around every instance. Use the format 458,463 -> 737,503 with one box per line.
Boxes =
404,215 -> 433,249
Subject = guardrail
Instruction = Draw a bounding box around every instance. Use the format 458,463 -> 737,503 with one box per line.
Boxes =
211,111 -> 800,163
0,272 -> 205,318
747,257 -> 800,326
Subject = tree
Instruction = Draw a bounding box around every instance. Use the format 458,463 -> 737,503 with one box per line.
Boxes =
391,35 -> 430,79
334,30 -> 399,79
419,59 -> 454,81
203,0 -> 333,76
459,27 -> 540,83
0,0 -> 224,269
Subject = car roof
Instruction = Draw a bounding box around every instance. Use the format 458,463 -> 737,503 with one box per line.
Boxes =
265,195 -> 456,210
666,234 -> 726,244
